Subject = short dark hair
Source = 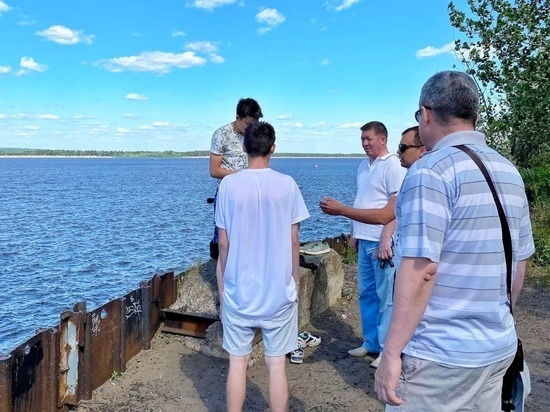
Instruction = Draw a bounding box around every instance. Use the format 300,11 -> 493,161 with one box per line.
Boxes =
419,71 -> 479,124
401,126 -> 422,146
360,121 -> 387,138
244,121 -> 275,157
236,98 -> 263,119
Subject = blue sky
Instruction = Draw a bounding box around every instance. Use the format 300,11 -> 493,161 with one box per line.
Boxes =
0,0 -> 469,153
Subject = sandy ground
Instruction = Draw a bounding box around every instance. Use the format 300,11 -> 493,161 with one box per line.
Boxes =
75,264 -> 550,412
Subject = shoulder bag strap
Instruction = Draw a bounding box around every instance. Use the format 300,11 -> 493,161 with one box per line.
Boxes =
454,145 -> 514,315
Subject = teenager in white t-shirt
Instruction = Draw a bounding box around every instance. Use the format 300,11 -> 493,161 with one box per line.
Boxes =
215,121 -> 309,411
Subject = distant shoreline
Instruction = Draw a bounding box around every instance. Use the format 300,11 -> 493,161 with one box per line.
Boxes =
0,155 -> 364,159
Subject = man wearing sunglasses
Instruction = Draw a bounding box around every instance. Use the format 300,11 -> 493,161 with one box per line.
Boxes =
397,126 -> 426,169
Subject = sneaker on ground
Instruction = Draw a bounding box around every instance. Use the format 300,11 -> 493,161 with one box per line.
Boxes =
370,355 -> 382,369
298,331 -> 321,347
348,346 -> 379,357
299,241 -> 330,255
289,346 -> 304,364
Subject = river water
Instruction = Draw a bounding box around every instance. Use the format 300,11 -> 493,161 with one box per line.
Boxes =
0,157 -> 360,353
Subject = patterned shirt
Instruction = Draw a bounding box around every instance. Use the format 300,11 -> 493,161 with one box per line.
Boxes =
397,131 -> 535,367
210,123 -> 248,175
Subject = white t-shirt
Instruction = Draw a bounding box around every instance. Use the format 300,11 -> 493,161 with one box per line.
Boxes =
215,168 -> 310,319
352,153 -> 405,241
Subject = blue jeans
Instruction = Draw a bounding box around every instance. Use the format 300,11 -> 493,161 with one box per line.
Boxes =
357,239 -> 394,353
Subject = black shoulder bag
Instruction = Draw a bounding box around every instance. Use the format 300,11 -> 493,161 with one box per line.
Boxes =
455,145 -> 525,412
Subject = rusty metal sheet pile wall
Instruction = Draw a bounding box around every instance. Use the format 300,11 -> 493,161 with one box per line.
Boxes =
0,270 -> 180,412
10,328 -> 60,412
0,236 -> 347,411
123,288 -> 145,364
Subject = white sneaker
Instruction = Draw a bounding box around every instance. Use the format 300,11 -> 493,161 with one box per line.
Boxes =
299,241 -> 330,255
370,355 -> 382,369
347,346 -> 368,357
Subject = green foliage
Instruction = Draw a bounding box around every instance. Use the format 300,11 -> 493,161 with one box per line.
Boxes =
449,1 -> 550,280
110,371 -> 123,381
520,166 -> 550,203
340,241 -> 358,265
449,0 -> 550,170
531,199 -> 550,266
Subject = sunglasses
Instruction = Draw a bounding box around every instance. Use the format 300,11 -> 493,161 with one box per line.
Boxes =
414,105 -> 432,122
398,143 -> 423,152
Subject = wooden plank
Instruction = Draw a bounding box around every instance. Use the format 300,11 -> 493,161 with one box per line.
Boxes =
161,310 -> 219,338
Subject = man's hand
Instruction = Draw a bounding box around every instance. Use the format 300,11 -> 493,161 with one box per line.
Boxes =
378,236 -> 393,261
319,196 -> 344,216
374,354 -> 404,406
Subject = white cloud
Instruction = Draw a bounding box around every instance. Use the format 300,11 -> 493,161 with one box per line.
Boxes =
186,41 -> 217,54
23,125 -> 39,130
16,57 -> 47,76
124,113 -> 142,119
152,121 -> 170,127
416,41 -> 455,59
277,114 -> 293,120
36,25 -> 94,45
116,127 -> 132,134
209,54 -> 225,64
256,8 -> 285,34
294,122 -> 304,128
326,0 -> 360,12
0,65 -> 11,74
172,30 -> 186,37
98,51 -> 206,74
312,121 -> 327,127
126,93 -> 149,101
187,0 -> 238,11
36,114 -> 59,120
17,16 -> 36,26
337,122 -> 362,129
0,1 -> 10,14
8,113 -> 59,120
186,41 -> 224,64
321,58 -> 331,65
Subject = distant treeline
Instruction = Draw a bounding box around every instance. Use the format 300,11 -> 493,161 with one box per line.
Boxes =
0,148 -> 363,158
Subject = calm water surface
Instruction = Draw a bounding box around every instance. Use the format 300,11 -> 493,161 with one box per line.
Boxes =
0,157 -> 360,353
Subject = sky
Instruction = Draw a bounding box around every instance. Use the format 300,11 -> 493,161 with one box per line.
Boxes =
0,0 -> 471,154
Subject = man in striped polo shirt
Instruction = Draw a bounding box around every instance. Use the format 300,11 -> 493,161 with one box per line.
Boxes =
374,71 -> 535,411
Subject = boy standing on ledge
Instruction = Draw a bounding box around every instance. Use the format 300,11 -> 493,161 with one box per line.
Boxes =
215,121 -> 310,411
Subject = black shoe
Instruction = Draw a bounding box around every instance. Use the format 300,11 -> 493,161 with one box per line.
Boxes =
209,240 -> 219,260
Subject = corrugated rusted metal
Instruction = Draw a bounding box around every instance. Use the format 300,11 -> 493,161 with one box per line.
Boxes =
84,299 -> 123,393
323,233 -> 349,255
0,354 -> 13,412
122,288 -> 146,364
58,308 -> 86,406
11,328 -> 60,412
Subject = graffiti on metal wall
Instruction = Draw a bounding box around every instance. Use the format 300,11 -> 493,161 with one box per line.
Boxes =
125,295 -> 142,319
91,312 -> 101,336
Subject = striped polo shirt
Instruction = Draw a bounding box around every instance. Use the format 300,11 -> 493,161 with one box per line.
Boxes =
396,130 -> 535,367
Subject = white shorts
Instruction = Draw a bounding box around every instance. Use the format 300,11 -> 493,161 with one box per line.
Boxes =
222,301 -> 298,357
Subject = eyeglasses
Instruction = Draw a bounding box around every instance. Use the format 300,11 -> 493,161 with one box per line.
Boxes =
414,105 -> 432,122
398,143 -> 423,152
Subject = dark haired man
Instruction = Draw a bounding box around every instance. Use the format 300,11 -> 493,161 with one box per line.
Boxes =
397,126 -> 425,169
375,71 -> 535,411
215,121 -> 309,412
209,98 -> 263,259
